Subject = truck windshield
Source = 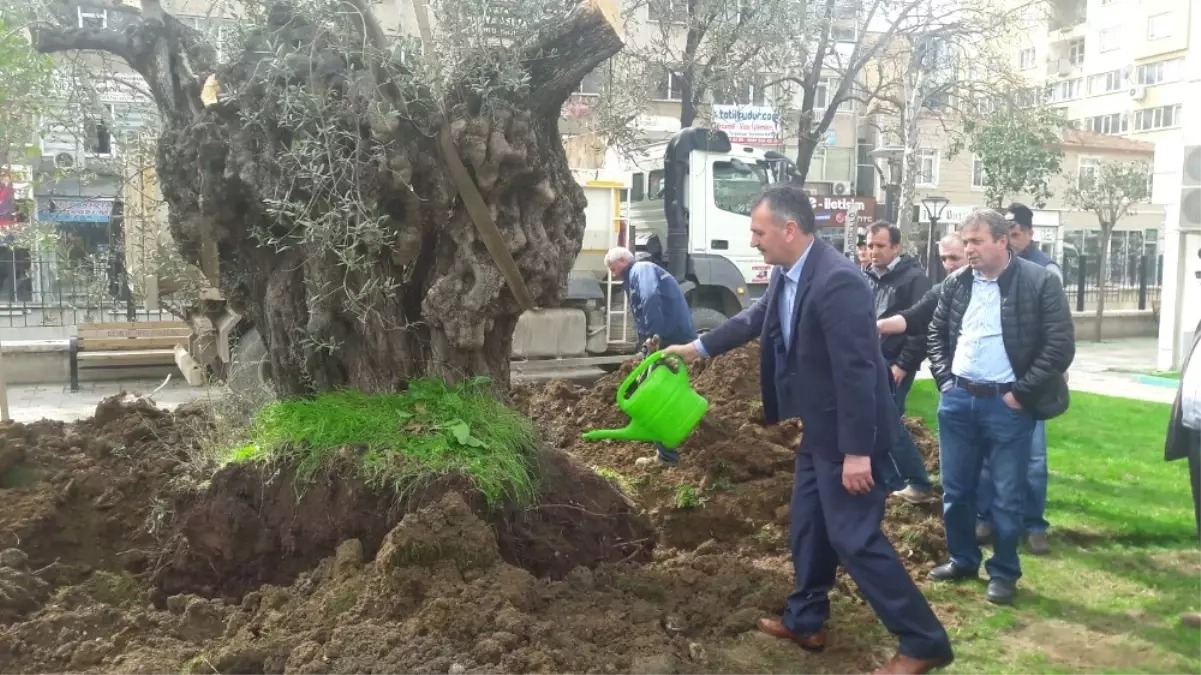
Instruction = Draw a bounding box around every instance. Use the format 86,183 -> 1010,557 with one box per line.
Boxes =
712,161 -> 770,216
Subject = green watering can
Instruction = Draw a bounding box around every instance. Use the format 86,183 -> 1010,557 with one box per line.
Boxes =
582,351 -> 709,447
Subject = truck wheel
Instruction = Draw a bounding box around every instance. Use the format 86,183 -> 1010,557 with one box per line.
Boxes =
691,307 -> 728,334
227,328 -> 273,392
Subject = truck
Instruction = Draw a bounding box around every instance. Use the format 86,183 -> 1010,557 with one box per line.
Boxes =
164,127 -> 794,386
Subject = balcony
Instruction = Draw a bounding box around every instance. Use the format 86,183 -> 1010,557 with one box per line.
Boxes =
1046,57 -> 1081,77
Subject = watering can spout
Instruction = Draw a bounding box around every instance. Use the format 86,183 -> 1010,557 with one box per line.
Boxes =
581,421 -> 657,443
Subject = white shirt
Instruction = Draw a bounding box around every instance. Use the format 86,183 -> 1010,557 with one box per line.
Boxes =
1181,345 -> 1201,431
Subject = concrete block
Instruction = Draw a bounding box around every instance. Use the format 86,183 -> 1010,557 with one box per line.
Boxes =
511,309 -> 587,359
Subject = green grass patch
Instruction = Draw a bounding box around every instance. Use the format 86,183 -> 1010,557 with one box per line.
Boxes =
905,380 -> 1200,674
225,378 -> 539,506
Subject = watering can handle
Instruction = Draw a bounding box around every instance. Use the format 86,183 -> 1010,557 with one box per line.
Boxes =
616,350 -> 685,403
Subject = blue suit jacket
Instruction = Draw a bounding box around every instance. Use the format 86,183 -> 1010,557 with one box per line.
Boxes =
699,238 -> 895,462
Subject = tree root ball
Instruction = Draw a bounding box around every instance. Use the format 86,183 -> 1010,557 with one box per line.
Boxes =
151,449 -> 655,602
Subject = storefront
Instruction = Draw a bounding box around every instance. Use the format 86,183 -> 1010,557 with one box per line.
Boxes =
812,196 -> 877,253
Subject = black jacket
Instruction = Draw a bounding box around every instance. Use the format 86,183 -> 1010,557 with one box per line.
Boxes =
897,281 -> 942,373
927,256 -> 1076,420
867,255 -> 932,369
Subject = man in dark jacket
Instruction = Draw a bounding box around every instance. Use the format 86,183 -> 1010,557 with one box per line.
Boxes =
663,185 -> 952,674
926,209 -> 1074,606
878,233 -> 967,340
866,222 -> 934,502
974,203 -> 1063,555
606,246 -> 697,467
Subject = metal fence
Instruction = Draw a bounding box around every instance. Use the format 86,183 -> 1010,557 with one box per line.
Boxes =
0,246 -> 182,330
1063,253 -> 1163,313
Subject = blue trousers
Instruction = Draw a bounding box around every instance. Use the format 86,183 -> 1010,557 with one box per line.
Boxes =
977,420 -> 1049,533
653,442 -> 680,464
878,370 -> 933,493
781,451 -> 952,661
937,387 -> 1035,581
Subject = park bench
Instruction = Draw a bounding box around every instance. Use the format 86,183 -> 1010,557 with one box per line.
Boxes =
68,321 -> 190,392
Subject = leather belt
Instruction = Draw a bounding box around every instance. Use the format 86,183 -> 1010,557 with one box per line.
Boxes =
954,377 -> 1014,397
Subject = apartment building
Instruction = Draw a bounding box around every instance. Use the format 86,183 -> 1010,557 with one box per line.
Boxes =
1021,0 -> 1193,145
891,0 -> 1192,285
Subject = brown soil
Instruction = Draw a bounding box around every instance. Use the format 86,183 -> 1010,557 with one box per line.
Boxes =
152,449 -> 654,603
0,345 -> 949,674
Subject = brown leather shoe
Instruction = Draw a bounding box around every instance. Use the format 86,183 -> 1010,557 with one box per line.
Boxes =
756,617 -> 825,652
871,652 -> 953,674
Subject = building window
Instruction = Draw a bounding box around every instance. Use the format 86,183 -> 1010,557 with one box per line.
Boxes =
1098,28 -> 1121,52
84,103 -> 115,156
1083,112 -> 1127,135
1087,70 -> 1123,95
1078,157 -> 1099,190
653,68 -> 683,101
1136,58 -> 1182,85
814,78 -> 855,113
179,16 -> 231,60
831,23 -> 858,42
647,0 -> 687,22
577,65 -> 605,95
1068,39 -> 1085,65
711,77 -> 766,106
77,6 -> 108,29
916,148 -> 939,187
1046,78 -> 1082,102
1133,104 -> 1182,132
971,154 -> 986,189
1146,12 -> 1172,40
1019,48 -> 1036,70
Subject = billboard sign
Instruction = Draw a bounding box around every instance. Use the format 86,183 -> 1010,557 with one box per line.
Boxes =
712,105 -> 782,145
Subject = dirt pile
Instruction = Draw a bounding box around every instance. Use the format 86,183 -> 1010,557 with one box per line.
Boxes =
0,346 -> 948,674
152,448 -> 655,603
511,342 -> 946,567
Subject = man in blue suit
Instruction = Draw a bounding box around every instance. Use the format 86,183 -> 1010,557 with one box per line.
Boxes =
664,185 -> 952,675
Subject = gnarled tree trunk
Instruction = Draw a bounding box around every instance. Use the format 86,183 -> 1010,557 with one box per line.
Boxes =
36,0 -> 622,396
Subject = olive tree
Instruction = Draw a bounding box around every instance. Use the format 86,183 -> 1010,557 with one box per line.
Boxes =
33,0 -> 623,395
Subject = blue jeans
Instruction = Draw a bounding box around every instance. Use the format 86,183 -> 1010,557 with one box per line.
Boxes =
937,386 -> 1035,582
977,420 -> 1049,534
879,371 -> 933,493
654,443 -> 680,465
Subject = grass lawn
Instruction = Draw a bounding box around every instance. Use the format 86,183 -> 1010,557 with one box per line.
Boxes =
906,380 -> 1200,674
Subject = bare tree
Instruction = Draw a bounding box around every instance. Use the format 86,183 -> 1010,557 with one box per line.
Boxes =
621,0 -> 793,128
1065,159 -> 1152,341
863,0 -> 1035,240
33,0 -> 622,395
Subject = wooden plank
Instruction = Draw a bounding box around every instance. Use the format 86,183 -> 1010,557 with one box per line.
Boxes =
78,337 -> 187,351
78,321 -> 188,331
79,327 -> 191,339
78,349 -> 177,362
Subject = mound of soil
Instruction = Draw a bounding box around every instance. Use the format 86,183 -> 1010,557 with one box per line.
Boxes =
0,347 -> 950,675
511,341 -> 947,570
0,393 -> 212,591
153,448 -> 654,602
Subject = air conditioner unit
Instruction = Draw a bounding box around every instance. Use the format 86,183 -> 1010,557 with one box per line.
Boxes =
1181,145 -> 1201,232
53,152 -> 75,169
832,180 -> 853,196
1128,86 -> 1147,101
